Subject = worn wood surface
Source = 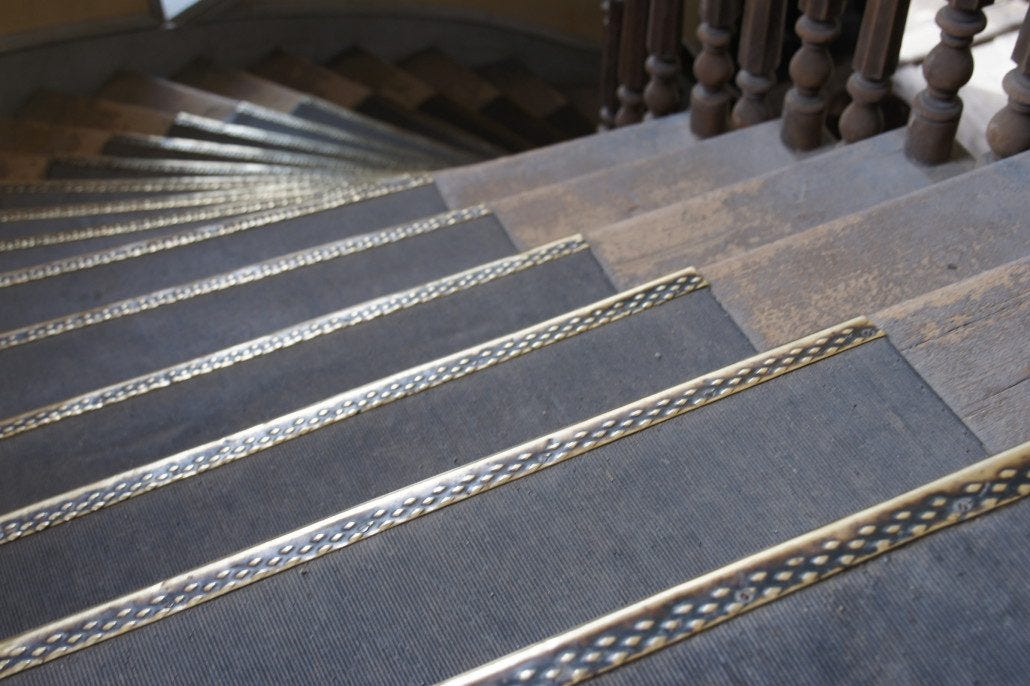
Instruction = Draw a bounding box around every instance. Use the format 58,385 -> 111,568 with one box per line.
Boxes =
174,61 -> 324,112
98,72 -> 239,121
16,91 -> 174,135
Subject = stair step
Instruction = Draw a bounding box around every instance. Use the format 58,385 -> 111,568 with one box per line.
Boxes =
0,207 -> 503,412
477,59 -> 595,138
705,151 -> 1030,349
398,48 -> 565,146
591,128 -> 975,289
874,256 -> 1029,453
0,267 -> 751,640
256,50 -> 504,158
173,60 -> 467,166
489,120 -> 811,249
0,322 -> 988,683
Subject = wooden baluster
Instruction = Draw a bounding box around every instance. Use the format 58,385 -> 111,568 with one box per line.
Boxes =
690,0 -> 741,137
905,0 -> 993,164
600,0 -> 626,130
732,0 -> 789,128
616,0 -> 652,126
986,7 -> 1030,158
840,0 -> 912,143
644,0 -> 685,117
781,0 -> 845,150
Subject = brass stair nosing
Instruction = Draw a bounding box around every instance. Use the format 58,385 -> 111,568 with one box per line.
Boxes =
446,441 -> 1030,685
0,318 -> 880,679
0,176 -> 339,196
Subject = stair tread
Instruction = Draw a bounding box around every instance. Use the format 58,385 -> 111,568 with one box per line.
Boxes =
705,151 -> 1030,349
491,120 -> 808,248
591,128 -> 975,289
1,332 -> 987,683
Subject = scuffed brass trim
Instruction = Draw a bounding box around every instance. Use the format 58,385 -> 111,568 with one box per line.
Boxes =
0,192 -> 324,252
0,202 -> 477,349
45,155 -> 357,178
0,319 -> 880,679
0,236 -> 597,537
0,185 -> 323,225
445,442 -> 1030,685
0,174 -> 432,287
0,176 -> 334,195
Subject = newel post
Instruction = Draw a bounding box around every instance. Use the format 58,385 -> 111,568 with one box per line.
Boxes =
840,0 -> 912,142
905,0 -> 993,164
732,0 -> 789,128
690,0 -> 742,137
600,0 -> 626,130
986,7 -> 1030,158
616,0 -> 652,126
781,0 -> 845,150
644,0 -> 685,117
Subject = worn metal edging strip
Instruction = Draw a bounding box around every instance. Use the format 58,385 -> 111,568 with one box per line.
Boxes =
0,176 -> 337,195
0,318 -> 880,678
445,442 -> 1030,685
0,174 -> 432,291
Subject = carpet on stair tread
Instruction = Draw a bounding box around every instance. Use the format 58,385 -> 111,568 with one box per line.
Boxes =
706,150 -> 1030,350
491,120 -> 810,249
597,495 -> 1029,685
0,283 -> 753,638
0,248 -> 615,512
0,213 -> 513,416
5,338 -> 987,684
590,127 -> 975,289
0,182 -> 449,330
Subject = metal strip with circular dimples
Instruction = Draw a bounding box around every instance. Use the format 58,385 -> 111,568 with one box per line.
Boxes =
444,442 -> 1030,685
0,203 -> 482,349
0,174 -> 433,288
0,319 -> 881,678
0,176 -> 336,196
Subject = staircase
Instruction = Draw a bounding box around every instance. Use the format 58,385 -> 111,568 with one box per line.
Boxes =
0,6 -> 1028,684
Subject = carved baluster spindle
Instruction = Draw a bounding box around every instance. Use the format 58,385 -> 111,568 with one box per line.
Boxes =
732,0 -> 789,128
905,0 -> 993,164
781,0 -> 845,150
615,0 -> 652,126
986,7 -> 1030,158
600,0 -> 626,130
644,0 -> 685,117
690,0 -> 741,137
840,0 -> 912,143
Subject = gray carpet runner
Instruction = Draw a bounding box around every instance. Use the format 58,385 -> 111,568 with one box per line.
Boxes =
0,337 -> 988,684
0,182 -> 449,329
0,272 -> 752,638
0,212 -> 511,415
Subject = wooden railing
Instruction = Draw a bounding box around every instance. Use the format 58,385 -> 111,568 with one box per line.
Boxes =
598,0 -> 1030,161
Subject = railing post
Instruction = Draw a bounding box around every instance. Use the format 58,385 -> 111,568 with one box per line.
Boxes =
644,0 -> 685,117
690,0 -> 741,137
986,7 -> 1030,158
600,0 -> 626,130
905,0 -> 993,164
732,0 -> 789,128
616,0 -> 652,126
781,0 -> 845,150
840,0 -> 912,143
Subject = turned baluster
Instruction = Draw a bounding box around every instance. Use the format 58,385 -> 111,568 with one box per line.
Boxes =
986,7 -> 1030,158
781,0 -> 845,150
690,0 -> 742,137
644,0 -> 685,117
732,0 -> 789,128
905,0 -> 993,164
840,0 -> 912,143
615,0 -> 652,126
600,0 -> 626,130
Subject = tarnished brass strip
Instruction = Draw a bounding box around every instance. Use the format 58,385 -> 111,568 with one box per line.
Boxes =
0,192 -> 324,252
106,133 -> 373,172
0,174 -> 432,288
446,442 -> 1030,685
0,185 -> 324,224
0,319 -> 880,679
0,202 -> 477,350
0,236 -> 595,537
0,176 -> 336,195
46,155 -> 367,178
